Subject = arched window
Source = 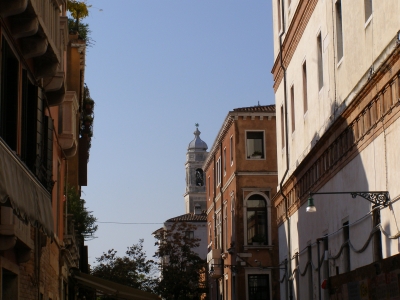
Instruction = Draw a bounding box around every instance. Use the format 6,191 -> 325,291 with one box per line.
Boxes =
195,168 -> 204,186
247,194 -> 267,245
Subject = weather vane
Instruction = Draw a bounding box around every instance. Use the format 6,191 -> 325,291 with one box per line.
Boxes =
195,123 -> 199,128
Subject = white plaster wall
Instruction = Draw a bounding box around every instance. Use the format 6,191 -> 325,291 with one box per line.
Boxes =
278,118 -> 400,299
275,0 -> 332,184
277,128 -> 400,298
336,1 -> 400,105
274,0 -> 400,187
194,222 -> 208,260
274,2 -> 400,298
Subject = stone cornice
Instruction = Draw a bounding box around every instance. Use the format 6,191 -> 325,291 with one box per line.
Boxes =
203,115 -> 234,171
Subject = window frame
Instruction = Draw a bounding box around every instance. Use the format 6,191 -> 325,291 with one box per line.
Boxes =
280,105 -> 285,149
230,135 -> 234,166
245,272 -> 271,300
223,147 -> 226,176
245,130 -> 265,160
243,192 -> 271,247
302,60 -> 308,114
364,0 -> 372,25
216,211 -> 222,249
317,32 -> 324,90
216,156 -> 221,187
277,0 -> 282,33
185,231 -> 194,239
290,85 -> 295,133
335,0 -> 344,63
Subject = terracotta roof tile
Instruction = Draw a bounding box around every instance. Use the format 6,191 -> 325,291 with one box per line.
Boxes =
166,212 -> 207,222
232,104 -> 275,113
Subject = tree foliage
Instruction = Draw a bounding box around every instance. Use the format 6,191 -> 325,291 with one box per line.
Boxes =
67,0 -> 93,45
66,186 -> 97,241
67,0 -> 90,22
153,222 -> 208,299
91,239 -> 157,294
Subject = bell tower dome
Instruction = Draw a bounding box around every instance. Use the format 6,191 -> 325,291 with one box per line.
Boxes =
184,124 -> 208,214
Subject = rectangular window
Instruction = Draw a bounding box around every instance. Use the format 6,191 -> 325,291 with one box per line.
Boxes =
185,231 -> 194,239
223,148 -> 226,175
307,245 -> 313,298
1,37 -> 19,151
208,176 -> 211,198
230,136 -> 233,165
281,106 -> 285,148
277,0 -> 282,33
248,274 -> 270,300
21,69 -> 39,172
317,33 -> 324,90
335,0 -> 343,62
246,131 -> 264,159
290,85 -> 295,133
216,157 -> 221,186
364,0 -> 372,22
343,221 -> 350,272
223,206 -> 228,251
302,61 -> 308,113
216,212 -> 222,249
373,210 -> 382,261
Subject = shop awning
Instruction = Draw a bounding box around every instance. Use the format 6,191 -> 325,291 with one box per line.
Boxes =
0,139 -> 54,238
71,270 -> 160,300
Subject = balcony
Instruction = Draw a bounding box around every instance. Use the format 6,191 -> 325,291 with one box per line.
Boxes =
207,249 -> 222,278
62,214 -> 80,268
0,0 -> 66,79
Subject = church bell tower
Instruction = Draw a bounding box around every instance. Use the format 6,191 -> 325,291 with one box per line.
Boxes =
184,124 -> 208,214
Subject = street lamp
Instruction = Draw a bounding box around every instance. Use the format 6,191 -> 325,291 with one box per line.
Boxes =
306,191 -> 390,212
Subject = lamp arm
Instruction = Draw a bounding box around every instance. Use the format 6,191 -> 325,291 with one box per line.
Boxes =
309,191 -> 390,207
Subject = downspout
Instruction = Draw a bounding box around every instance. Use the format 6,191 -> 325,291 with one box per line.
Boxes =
212,154 -> 218,300
277,1 -> 293,299
219,141 -> 225,299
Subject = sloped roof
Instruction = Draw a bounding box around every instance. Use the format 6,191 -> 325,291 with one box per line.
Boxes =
233,104 -> 276,113
166,212 -> 207,222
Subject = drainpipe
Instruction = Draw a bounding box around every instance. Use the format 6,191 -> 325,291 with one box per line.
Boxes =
219,141 -> 225,300
277,1 -> 293,299
212,154 -> 218,300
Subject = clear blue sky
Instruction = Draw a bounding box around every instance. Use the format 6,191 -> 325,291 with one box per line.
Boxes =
83,0 -> 275,265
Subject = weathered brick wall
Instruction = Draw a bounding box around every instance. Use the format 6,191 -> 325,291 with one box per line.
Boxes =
13,228 -> 61,300
329,253 -> 400,299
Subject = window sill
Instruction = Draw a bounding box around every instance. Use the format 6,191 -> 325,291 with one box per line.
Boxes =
336,57 -> 344,69
364,15 -> 372,29
244,245 -> 274,251
247,156 -> 264,160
